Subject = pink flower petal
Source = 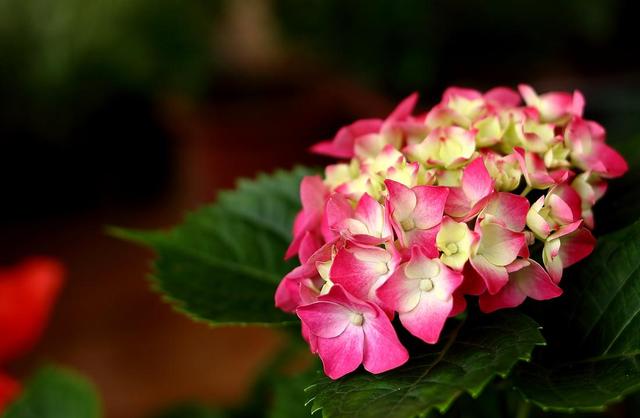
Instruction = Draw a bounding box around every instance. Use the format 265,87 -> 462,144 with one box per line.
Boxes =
275,275 -> 302,312
479,259 -> 562,313
485,87 -> 521,107
297,301 -> 351,338
385,180 -> 417,221
479,280 -> 526,313
549,183 -> 582,222
515,259 -> 563,301
316,325 -> 364,379
514,147 -> 557,189
403,225 -> 441,256
387,92 -> 419,122
354,193 -> 393,240
470,254 -> 508,295
299,231 -> 323,264
311,119 -> 383,159
301,175 -> 328,212
558,227 -> 596,268
477,223 -> 526,267
481,192 -> 529,231
459,263 -> 486,296
325,194 -> 354,231
593,141 -> 628,178
412,186 -> 449,230
399,294 -> 452,344
461,158 -> 494,206
449,290 -> 467,317
330,244 -> 396,304
377,267 -> 421,312
548,220 -> 583,240
362,308 -> 409,373
301,323 -> 318,353
445,158 -> 493,221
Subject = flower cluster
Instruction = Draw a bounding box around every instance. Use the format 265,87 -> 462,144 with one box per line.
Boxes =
0,258 -> 64,411
275,85 -> 627,379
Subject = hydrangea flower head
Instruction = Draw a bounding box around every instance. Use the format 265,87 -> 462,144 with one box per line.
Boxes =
278,86 -> 627,379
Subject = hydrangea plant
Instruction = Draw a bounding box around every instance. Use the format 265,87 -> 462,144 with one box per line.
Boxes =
277,85 -> 626,379
113,85 -> 638,418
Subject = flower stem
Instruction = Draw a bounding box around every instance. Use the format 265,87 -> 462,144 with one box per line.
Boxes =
520,185 -> 532,197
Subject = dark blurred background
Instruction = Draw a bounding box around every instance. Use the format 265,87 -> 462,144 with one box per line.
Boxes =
0,1 -> 639,417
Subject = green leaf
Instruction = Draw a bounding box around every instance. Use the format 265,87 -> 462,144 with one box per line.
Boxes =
306,311 -> 544,418
2,366 -> 101,418
111,167 -> 316,326
267,369 -> 318,418
515,218 -> 640,412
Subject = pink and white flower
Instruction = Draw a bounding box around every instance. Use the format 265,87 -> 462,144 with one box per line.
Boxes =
542,222 -> 596,283
526,183 -> 582,240
479,258 -> 562,313
405,126 -> 476,169
330,241 -> 401,310
325,193 -> 393,245
278,84 -> 625,379
286,176 -> 329,261
386,180 -> 449,254
514,147 -> 569,190
564,117 -> 628,179
518,84 -> 585,123
378,247 -> 463,343
297,285 -> 409,379
436,217 -> 475,271
571,172 -> 607,229
444,158 -> 494,221
311,93 -> 419,159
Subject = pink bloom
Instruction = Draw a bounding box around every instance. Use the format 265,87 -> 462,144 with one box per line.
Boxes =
443,86 -> 521,108
479,258 -> 562,313
286,176 -> 329,261
482,150 -> 522,192
572,173 -> 608,229
276,242 -> 336,312
526,183 -> 582,240
385,180 -> 449,255
564,117 -> 628,179
450,289 -> 468,317
518,84 -> 585,123
469,191 -> 530,295
425,87 -> 520,130
311,93 -> 419,159
469,220 -> 527,295
543,222 -> 596,283
330,241 -> 401,309
378,247 -> 463,343
479,192 -> 530,232
277,84 -> 626,379
436,217 -> 476,271
297,285 -> 409,379
514,147 -> 569,190
405,126 -> 476,169
502,113 -> 557,154
325,192 -> 393,245
445,158 -> 494,221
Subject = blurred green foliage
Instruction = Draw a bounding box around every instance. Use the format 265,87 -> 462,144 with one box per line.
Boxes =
0,0 -> 221,140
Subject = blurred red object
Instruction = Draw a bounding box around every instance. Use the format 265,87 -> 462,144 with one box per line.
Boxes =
0,373 -> 20,411
0,257 -> 65,410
